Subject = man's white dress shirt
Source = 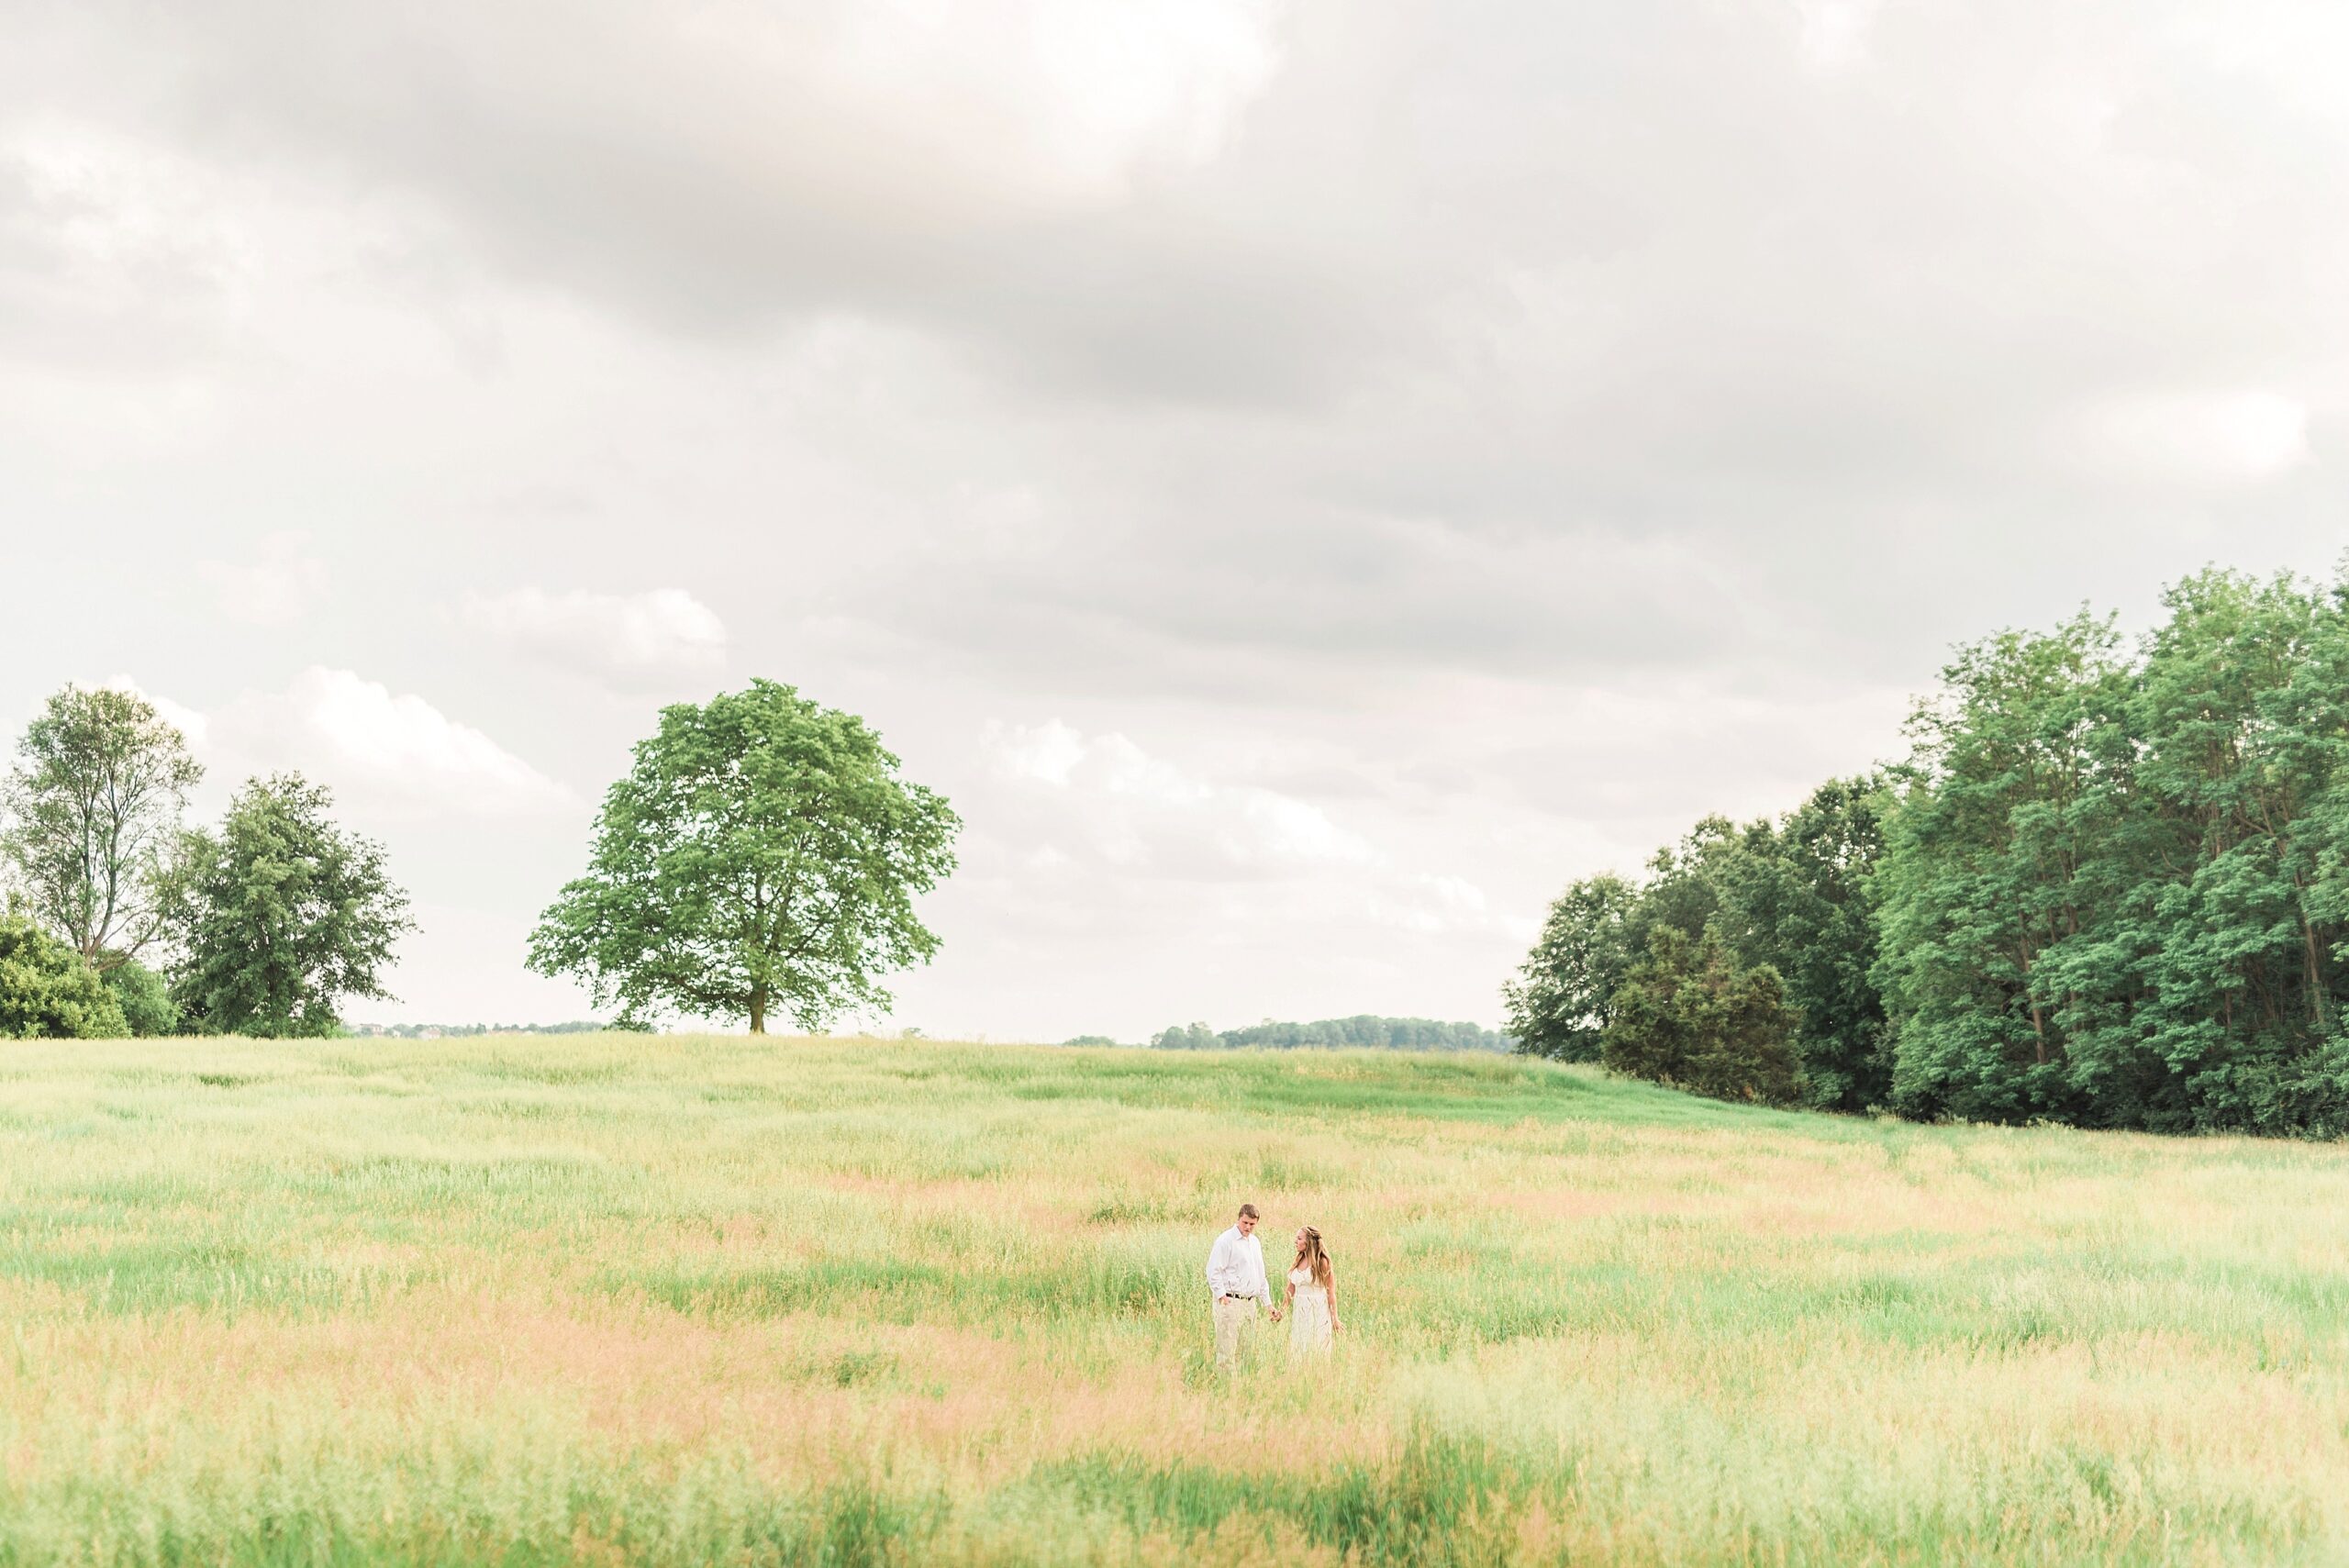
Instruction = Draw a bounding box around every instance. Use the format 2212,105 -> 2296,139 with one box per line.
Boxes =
1205,1225 -> 1270,1303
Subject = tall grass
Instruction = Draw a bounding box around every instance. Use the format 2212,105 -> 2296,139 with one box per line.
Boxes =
0,1035 -> 2343,1564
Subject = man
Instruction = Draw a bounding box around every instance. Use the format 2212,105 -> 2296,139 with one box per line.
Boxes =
1205,1201 -> 1280,1374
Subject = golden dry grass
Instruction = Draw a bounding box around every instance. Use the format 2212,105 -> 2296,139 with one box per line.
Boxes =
0,1034 -> 2344,1564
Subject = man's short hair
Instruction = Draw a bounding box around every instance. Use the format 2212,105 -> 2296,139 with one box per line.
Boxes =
1238,1203 -> 1260,1219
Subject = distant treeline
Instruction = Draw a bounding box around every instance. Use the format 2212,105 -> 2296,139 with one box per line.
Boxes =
345,1021 -> 610,1039
1509,566 -> 2349,1137
1147,1016 -> 1510,1052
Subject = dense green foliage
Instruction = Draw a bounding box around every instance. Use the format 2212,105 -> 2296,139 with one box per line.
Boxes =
0,684 -> 200,966
1149,1015 -> 1509,1051
1510,779 -> 1887,1110
1880,571 -> 2349,1133
0,686 -> 411,1043
1516,565 -> 2349,1134
530,680 -> 961,1034
1708,776 -> 1893,1110
0,913 -> 128,1039
166,774 -> 414,1038
1601,927 -> 1801,1103
1499,873 -> 1636,1062
99,955 -> 179,1036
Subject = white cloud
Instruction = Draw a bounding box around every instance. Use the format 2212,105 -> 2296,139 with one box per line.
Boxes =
212,668 -> 576,818
1222,786 -> 1375,867
196,532 -> 328,627
1793,0 -> 1880,72
985,718 -> 1374,873
977,723 -> 1519,938
2065,388 -> 2313,486
1370,874 -> 1515,938
988,716 -> 1088,786
460,587 -> 728,689
19,0 -> 2349,1040
832,0 -> 1283,198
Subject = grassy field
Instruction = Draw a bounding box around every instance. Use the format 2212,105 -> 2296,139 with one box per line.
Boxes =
1,1038 -> 2346,1565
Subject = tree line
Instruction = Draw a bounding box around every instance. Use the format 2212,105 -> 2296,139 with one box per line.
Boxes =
0,686 -> 413,1039
2,677 -> 958,1040
1508,565 -> 2349,1136
1148,1016 -> 1510,1051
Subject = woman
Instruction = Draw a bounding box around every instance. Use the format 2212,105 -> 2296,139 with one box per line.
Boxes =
1284,1226 -> 1341,1354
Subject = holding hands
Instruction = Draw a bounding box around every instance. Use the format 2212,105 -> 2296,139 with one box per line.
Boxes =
1207,1204 -> 1340,1369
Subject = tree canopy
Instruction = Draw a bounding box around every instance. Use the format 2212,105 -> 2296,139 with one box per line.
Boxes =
1878,571 -> 2349,1132
1509,778 -> 1888,1110
1601,926 -> 1800,1105
1502,873 -> 1638,1062
1511,563 -> 2349,1134
101,956 -> 179,1037
529,680 -> 960,1034
1,685 -> 200,968
167,774 -> 414,1038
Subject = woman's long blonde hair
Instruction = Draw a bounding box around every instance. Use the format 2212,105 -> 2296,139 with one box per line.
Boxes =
1293,1226 -> 1332,1287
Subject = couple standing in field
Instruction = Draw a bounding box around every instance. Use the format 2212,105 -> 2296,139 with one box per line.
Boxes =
1205,1202 -> 1341,1373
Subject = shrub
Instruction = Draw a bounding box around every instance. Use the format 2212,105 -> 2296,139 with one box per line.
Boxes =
100,955 -> 179,1037
0,915 -> 128,1040
1602,926 -> 1800,1104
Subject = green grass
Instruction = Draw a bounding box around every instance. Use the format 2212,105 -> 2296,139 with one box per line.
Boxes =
0,1035 -> 2344,1564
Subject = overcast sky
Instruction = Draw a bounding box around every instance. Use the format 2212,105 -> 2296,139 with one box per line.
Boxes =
5,0 -> 2346,1039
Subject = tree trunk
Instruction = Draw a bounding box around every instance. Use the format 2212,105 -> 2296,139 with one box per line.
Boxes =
2304,915 -> 2327,1031
2018,937 -> 2048,1063
749,989 -> 766,1035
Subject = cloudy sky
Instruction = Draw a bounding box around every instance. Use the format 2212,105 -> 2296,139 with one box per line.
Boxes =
5,0 -> 2346,1039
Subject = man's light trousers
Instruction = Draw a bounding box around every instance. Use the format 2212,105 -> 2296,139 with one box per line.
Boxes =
1212,1296 -> 1256,1373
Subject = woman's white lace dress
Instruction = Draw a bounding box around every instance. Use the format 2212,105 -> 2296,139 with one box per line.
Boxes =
1287,1267 -> 1333,1354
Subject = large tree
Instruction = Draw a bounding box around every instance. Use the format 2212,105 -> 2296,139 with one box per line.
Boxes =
1877,613 -> 2148,1124
1504,873 -> 1638,1062
2121,570 -> 2349,1130
167,774 -> 414,1037
529,680 -> 960,1034
1,685 -> 201,968
1707,776 -> 1894,1112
